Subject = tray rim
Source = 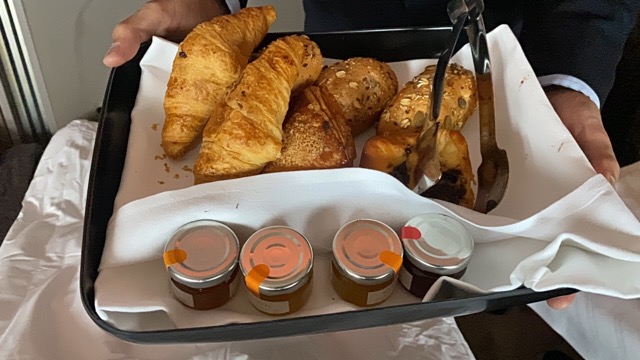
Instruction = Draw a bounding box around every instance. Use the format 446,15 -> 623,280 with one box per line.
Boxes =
80,27 -> 576,344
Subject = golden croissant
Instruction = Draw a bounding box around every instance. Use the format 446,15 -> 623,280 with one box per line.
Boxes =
193,35 -> 323,184
161,6 -> 276,159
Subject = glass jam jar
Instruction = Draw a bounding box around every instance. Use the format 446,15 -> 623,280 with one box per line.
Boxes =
331,219 -> 403,307
239,226 -> 313,316
163,219 -> 240,310
399,213 -> 474,299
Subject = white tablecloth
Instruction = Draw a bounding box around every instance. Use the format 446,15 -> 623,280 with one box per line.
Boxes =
0,120 -> 474,360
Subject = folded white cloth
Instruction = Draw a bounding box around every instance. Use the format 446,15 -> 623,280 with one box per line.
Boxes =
95,25 -> 640,332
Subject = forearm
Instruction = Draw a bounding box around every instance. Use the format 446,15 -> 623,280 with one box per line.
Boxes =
520,0 -> 640,107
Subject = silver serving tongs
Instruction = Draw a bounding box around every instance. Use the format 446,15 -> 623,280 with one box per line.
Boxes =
411,0 -> 468,194
463,0 -> 510,213
415,0 -> 509,213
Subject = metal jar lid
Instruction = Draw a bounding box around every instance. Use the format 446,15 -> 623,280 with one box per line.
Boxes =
332,219 -> 403,285
401,213 -> 474,275
163,219 -> 240,289
240,226 -> 313,297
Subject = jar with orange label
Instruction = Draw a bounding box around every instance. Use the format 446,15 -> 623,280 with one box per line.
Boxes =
239,226 -> 314,316
399,213 -> 474,299
331,219 -> 403,307
163,219 -> 241,310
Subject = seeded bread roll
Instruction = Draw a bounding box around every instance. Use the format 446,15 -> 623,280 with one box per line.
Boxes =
315,57 -> 398,136
377,63 -> 477,136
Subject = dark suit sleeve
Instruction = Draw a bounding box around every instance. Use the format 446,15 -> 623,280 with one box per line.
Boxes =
519,0 -> 640,106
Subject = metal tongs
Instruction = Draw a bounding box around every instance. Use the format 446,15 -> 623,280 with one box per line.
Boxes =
413,0 -> 509,214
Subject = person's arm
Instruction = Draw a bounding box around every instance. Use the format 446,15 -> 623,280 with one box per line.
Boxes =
518,1 -> 640,186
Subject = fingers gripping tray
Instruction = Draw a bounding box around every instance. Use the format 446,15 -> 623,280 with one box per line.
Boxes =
82,27 -> 640,344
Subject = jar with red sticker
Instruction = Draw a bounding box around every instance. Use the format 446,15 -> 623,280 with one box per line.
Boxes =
163,219 -> 241,310
239,226 -> 314,316
331,219 -> 403,307
399,213 -> 474,299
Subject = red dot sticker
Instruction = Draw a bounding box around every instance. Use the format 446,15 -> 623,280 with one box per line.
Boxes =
402,226 -> 421,240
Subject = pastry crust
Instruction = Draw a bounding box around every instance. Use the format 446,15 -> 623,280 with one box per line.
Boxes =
263,85 -> 356,173
316,57 -> 398,136
193,35 -> 323,184
161,6 -> 277,159
377,63 -> 477,136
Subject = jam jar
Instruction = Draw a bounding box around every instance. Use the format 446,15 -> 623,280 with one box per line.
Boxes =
163,219 -> 240,310
240,226 -> 314,316
399,213 -> 474,299
331,219 -> 403,307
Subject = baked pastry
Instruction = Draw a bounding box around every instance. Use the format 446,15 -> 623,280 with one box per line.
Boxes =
264,57 -> 397,173
161,6 -> 276,159
360,62 -> 477,209
420,129 -> 475,209
193,35 -> 323,184
262,85 -> 356,173
377,63 -> 477,136
361,129 -> 475,208
315,57 -> 398,136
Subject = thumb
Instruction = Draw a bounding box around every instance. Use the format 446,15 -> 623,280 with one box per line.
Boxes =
103,24 -> 145,68
103,5 -> 167,68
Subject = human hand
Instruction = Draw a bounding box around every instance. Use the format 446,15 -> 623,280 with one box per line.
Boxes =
545,86 -> 621,185
103,0 -> 230,68
540,86 -> 619,311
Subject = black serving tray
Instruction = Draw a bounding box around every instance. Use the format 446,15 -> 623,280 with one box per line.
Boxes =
81,27 -> 576,344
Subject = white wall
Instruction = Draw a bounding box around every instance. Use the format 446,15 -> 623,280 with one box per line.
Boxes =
249,0 -> 304,32
18,0 -> 303,131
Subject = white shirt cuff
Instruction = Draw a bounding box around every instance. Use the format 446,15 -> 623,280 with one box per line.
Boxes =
225,0 -> 241,13
537,74 -> 601,109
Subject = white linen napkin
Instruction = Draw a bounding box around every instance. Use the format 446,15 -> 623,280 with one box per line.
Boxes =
94,25 -> 640,331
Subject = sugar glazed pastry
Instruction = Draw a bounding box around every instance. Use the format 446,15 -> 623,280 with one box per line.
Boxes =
161,6 -> 276,159
263,57 -> 398,173
193,35 -> 323,184
360,63 -> 478,209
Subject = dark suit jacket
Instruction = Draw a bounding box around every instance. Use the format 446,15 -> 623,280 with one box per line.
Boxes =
239,0 -> 639,106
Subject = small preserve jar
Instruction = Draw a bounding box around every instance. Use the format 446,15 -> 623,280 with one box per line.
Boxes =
331,219 -> 403,307
240,226 -> 313,316
163,219 -> 240,310
399,213 -> 474,299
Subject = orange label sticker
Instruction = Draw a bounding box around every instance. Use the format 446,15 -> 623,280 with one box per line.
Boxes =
163,249 -> 187,267
380,250 -> 403,273
246,264 -> 270,296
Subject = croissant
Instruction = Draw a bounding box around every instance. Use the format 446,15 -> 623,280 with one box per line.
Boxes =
262,85 -> 356,173
161,6 -> 276,159
377,63 -> 477,136
193,35 -> 323,184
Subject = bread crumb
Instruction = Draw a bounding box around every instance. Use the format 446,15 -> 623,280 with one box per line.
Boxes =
157,180 -> 165,185
151,123 -> 159,131
182,165 -> 193,173
173,173 -> 180,179
164,163 -> 170,173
